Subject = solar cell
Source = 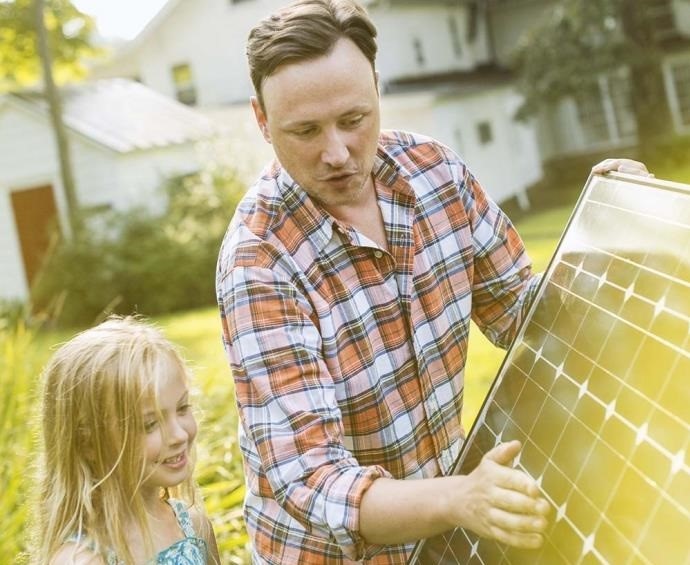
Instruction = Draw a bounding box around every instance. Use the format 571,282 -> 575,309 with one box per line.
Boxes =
409,172 -> 690,565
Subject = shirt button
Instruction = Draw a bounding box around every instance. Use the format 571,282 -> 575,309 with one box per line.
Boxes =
374,250 -> 383,259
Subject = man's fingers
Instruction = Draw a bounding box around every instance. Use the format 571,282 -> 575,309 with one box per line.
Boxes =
491,527 -> 545,550
487,505 -> 549,534
486,505 -> 550,549
483,439 -> 522,466
490,486 -> 551,516
591,158 -> 652,177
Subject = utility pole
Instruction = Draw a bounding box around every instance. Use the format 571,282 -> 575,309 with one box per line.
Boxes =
33,0 -> 82,236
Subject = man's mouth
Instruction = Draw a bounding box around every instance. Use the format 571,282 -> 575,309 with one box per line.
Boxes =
323,170 -> 357,181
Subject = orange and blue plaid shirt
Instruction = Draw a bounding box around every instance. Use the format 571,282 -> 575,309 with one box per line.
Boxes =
217,131 -> 540,564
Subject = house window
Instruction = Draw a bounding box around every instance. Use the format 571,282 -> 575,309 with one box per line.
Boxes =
413,38 -> 425,67
477,121 -> 493,145
575,74 -> 636,145
448,16 -> 462,57
670,61 -> 690,126
171,63 -> 197,105
608,73 -> 637,138
575,83 -> 609,144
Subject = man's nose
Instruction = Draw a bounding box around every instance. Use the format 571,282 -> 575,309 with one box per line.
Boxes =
321,129 -> 349,168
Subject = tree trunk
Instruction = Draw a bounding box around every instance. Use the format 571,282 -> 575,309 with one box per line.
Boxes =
620,0 -> 675,158
34,0 -> 82,236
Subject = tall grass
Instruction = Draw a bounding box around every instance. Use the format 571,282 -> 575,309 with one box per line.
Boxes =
0,324 -> 41,563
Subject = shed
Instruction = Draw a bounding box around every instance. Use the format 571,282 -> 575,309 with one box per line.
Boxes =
0,78 -> 214,301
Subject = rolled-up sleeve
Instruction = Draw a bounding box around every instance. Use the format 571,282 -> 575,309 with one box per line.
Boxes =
463,171 -> 542,348
218,254 -> 392,558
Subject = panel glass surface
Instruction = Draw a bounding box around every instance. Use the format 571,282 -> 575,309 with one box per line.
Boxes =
409,173 -> 690,565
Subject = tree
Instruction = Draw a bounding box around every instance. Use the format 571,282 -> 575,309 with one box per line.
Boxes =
0,0 -> 98,91
34,0 -> 81,235
1,0 -> 98,235
513,0 -> 675,157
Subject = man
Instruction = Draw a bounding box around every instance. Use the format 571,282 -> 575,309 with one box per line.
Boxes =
216,1 -> 651,563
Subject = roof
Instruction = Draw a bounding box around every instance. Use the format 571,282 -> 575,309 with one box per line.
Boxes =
383,64 -> 515,96
102,0 -> 182,62
8,78 -> 214,153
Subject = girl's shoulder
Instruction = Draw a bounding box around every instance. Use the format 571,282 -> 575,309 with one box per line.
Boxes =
167,498 -> 220,565
49,542 -> 107,565
167,498 -> 206,536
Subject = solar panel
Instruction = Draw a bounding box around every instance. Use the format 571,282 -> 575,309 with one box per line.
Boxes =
409,172 -> 690,565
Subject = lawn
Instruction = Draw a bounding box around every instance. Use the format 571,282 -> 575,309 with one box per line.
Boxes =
0,185 -> 609,564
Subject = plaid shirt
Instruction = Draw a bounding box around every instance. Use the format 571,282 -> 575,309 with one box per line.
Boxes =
217,130 -> 540,564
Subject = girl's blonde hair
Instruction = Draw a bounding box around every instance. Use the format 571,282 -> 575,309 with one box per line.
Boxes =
35,316 -> 200,565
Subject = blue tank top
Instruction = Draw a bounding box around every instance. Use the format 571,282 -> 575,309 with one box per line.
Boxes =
66,499 -> 209,564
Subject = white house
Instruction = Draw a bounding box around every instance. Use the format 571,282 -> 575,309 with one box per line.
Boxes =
0,78 -> 215,301
92,0 -> 690,200
91,0 -> 543,205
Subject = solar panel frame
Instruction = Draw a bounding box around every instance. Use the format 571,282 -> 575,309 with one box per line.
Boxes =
408,171 -> 690,565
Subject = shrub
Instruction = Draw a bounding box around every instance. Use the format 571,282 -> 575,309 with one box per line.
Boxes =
31,159 -> 246,327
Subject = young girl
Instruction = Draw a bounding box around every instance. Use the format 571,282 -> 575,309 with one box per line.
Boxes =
35,316 -> 221,564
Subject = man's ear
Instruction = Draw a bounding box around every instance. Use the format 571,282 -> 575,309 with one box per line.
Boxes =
374,70 -> 380,96
251,96 -> 272,144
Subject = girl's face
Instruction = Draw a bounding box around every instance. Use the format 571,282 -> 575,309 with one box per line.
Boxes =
140,358 -> 197,495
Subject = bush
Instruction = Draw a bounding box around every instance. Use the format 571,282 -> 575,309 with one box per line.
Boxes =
32,161 -> 246,327
0,300 -> 32,333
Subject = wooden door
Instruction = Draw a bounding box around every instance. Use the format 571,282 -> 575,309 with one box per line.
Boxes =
10,185 -> 60,289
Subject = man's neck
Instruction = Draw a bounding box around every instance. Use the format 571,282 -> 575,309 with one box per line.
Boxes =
323,175 -> 388,250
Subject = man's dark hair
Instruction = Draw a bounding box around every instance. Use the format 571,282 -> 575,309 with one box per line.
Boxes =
247,0 -> 378,109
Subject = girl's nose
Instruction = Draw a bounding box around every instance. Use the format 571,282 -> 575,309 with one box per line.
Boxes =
167,417 -> 189,444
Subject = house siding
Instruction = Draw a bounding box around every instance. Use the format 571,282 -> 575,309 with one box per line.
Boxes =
0,99 -> 206,300
0,107 -> 62,300
372,4 -> 491,85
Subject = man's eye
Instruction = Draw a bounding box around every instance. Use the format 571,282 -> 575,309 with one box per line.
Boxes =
343,115 -> 364,128
293,127 -> 316,137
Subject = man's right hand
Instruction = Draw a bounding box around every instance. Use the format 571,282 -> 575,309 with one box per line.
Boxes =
359,440 -> 550,549
455,440 -> 550,548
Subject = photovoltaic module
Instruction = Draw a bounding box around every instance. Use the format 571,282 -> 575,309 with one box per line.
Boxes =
409,172 -> 690,564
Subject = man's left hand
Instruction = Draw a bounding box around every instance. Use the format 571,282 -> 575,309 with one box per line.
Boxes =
591,158 -> 653,177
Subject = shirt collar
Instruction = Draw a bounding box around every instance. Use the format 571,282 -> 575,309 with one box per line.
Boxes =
273,138 -> 416,252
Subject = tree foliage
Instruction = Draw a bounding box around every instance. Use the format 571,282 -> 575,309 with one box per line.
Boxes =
513,0 -> 674,150
0,0 -> 99,90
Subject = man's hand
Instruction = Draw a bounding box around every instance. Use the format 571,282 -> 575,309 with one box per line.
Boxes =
359,439 -> 550,547
591,158 -> 653,177
457,440 -> 550,549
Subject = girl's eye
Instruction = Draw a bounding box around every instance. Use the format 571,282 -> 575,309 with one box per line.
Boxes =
144,420 -> 158,433
178,403 -> 192,414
